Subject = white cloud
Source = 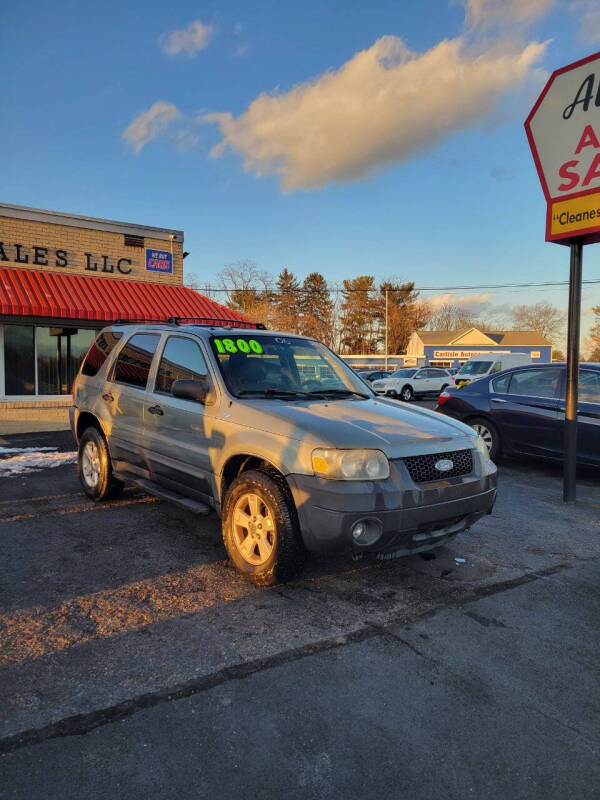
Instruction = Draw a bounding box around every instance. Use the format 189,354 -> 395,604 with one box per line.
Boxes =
123,102 -> 180,154
159,20 -> 213,57
569,1 -> 600,44
466,0 -> 554,27
427,293 -> 492,311
205,34 -> 546,191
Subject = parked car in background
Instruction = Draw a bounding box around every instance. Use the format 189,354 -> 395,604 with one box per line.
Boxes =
436,362 -> 600,466
453,353 -> 531,388
71,323 -> 497,586
372,367 -> 452,401
357,369 -> 393,382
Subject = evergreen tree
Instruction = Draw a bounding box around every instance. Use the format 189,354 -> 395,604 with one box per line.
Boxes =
299,272 -> 333,344
273,268 -> 301,332
339,276 -> 378,353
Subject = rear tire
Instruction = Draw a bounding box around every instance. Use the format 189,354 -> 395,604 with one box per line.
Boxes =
400,385 -> 414,402
470,417 -> 500,461
222,469 -> 306,586
78,427 -> 124,501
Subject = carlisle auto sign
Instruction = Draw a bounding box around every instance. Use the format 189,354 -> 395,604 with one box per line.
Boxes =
526,51 -> 600,244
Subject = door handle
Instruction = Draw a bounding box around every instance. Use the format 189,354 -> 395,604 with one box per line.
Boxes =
102,393 -> 114,402
491,397 -> 507,403
148,405 -> 164,416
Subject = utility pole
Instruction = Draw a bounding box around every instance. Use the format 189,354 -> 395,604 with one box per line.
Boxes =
385,288 -> 389,371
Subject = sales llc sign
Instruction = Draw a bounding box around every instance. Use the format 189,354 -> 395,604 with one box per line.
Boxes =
526,51 -> 600,244
145,248 -> 173,274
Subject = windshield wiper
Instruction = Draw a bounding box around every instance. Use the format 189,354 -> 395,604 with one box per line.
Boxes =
308,389 -> 370,399
237,389 -> 323,400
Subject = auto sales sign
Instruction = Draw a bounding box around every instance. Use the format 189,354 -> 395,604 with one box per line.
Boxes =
525,51 -> 600,244
145,248 -> 173,274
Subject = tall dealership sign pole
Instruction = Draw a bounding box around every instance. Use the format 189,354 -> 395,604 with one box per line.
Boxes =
525,51 -> 600,502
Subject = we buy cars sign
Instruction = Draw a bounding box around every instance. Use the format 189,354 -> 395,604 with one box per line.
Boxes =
526,51 -> 600,244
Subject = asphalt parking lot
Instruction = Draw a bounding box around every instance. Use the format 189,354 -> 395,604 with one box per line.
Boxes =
0,411 -> 599,799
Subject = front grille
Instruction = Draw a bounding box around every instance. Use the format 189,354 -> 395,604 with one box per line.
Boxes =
402,449 -> 473,483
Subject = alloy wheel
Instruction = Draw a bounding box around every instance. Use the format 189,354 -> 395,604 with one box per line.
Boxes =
472,422 -> 493,454
232,492 -> 276,566
81,441 -> 100,488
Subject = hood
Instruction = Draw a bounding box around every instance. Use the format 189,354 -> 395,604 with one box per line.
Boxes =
232,397 -> 475,458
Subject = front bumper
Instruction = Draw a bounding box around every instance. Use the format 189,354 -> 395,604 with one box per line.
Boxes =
287,454 -> 497,555
373,384 -> 395,393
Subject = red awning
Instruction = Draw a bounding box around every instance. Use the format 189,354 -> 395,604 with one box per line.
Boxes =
0,267 -> 252,326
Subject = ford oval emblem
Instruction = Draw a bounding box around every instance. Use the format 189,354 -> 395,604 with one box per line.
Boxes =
435,458 -> 454,472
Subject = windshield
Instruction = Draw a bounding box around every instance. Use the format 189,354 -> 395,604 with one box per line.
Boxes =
458,361 -> 493,376
390,369 -> 417,378
210,334 -> 372,399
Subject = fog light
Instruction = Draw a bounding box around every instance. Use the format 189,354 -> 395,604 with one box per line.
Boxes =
352,522 -> 366,540
351,518 -> 383,547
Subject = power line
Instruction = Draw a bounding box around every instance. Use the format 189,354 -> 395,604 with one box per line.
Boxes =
198,278 -> 600,294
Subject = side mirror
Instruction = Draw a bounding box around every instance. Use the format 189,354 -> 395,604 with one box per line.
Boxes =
172,377 -> 209,404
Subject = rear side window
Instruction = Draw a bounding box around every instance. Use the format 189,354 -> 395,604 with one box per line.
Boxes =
81,331 -> 122,377
508,367 -> 562,399
155,336 -> 207,394
492,373 -> 511,393
113,334 -> 160,389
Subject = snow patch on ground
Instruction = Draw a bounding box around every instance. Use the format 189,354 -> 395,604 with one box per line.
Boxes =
0,449 -> 77,477
0,446 -> 58,455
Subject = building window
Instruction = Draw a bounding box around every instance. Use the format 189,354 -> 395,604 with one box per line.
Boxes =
4,325 -> 35,395
36,327 -> 60,395
2,325 -> 96,397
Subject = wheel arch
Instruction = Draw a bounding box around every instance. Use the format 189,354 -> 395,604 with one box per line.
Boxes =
464,414 -> 502,456
76,411 -> 105,444
219,453 -> 288,505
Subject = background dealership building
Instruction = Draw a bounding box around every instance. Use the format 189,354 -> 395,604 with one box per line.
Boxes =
0,202 -> 245,427
405,328 -> 553,368
343,327 -> 552,372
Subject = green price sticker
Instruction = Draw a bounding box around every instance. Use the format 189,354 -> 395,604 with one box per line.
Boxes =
213,337 -> 264,355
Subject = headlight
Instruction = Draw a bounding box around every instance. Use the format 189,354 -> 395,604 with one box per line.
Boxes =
312,448 -> 390,480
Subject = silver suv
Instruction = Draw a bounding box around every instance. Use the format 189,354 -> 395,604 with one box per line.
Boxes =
71,322 -> 497,585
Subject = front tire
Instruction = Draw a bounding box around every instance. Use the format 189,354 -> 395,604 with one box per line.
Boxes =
400,385 -> 414,402
78,427 -> 123,501
222,469 -> 306,586
470,417 -> 500,461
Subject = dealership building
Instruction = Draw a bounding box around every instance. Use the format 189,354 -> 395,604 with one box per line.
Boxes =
0,202 -> 245,424
405,327 -> 553,368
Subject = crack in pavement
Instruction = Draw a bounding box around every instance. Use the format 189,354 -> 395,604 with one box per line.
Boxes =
0,560 -> 572,757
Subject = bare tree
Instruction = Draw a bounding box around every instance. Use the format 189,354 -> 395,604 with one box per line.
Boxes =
425,303 -> 480,331
588,305 -> 600,361
511,302 -> 565,343
215,261 -> 273,325
184,271 -> 202,291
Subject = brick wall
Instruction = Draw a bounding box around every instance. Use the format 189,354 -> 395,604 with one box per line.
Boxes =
0,216 -> 183,285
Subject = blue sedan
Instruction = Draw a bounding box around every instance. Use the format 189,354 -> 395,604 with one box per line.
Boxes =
435,362 -> 600,467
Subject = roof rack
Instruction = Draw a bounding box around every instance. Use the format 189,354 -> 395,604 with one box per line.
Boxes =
112,317 -> 266,330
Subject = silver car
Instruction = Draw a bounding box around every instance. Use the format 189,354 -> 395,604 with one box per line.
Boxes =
70,323 -> 497,585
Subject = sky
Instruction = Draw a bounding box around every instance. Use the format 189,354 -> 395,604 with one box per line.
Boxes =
3,0 -> 600,348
